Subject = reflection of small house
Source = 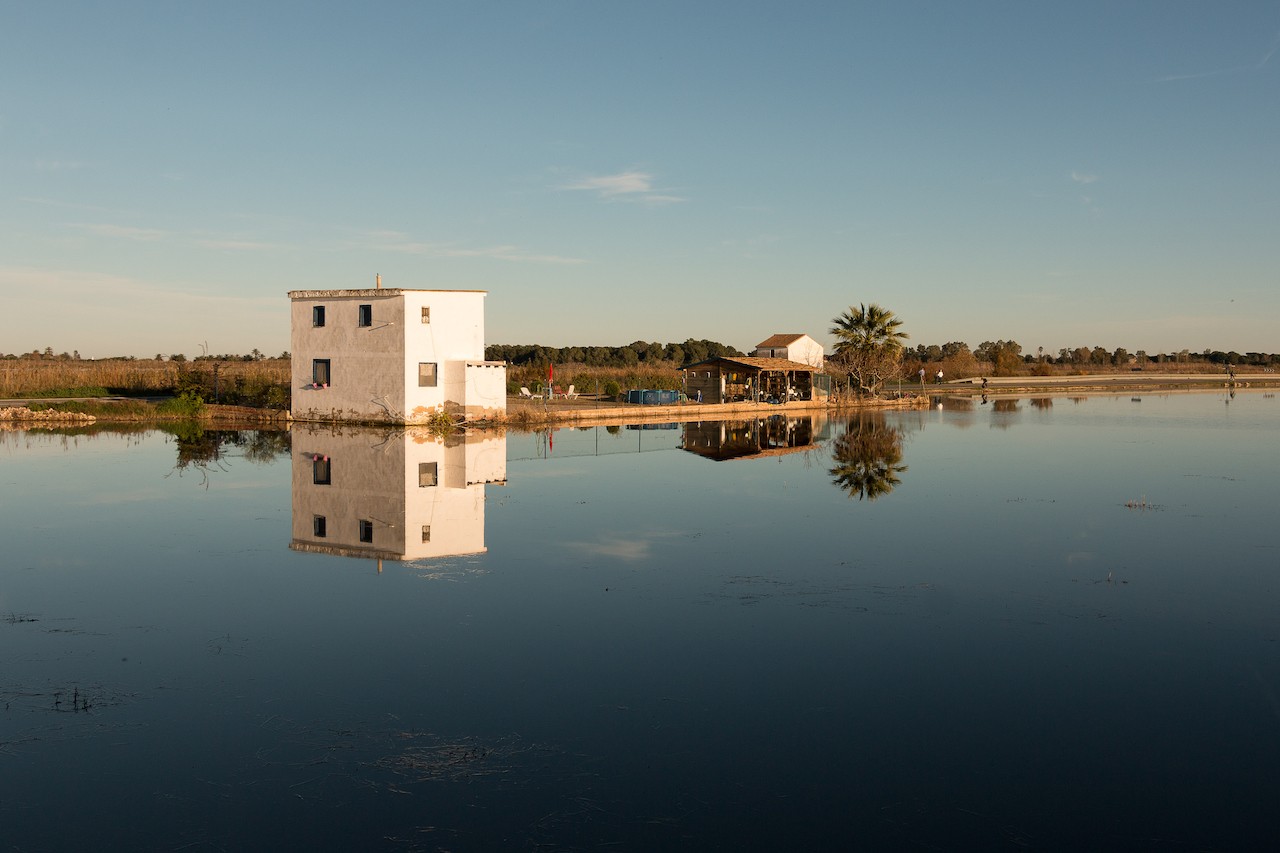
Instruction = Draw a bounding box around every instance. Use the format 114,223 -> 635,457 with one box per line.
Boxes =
682,356 -> 830,405
752,333 -> 825,368
289,286 -> 506,424
682,415 -> 823,461
290,428 -> 506,563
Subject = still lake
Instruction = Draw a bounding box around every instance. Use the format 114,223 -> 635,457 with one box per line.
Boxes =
2,391 -> 1278,851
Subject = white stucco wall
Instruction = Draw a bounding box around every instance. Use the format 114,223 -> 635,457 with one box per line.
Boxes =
752,335 -> 825,368
289,288 -> 504,424
787,336 -> 826,368
402,290 -> 489,421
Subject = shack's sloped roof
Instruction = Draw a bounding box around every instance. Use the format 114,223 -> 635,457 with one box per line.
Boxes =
683,356 -> 819,373
755,333 -> 808,348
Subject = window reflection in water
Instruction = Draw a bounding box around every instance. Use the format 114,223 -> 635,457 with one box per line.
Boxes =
290,427 -> 506,564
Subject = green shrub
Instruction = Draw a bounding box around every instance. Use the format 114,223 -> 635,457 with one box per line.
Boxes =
156,391 -> 205,417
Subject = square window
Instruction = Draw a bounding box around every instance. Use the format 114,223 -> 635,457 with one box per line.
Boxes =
418,362 -> 437,387
358,304 -> 372,327
312,306 -> 326,327
421,306 -> 430,324
313,515 -> 327,537
419,462 -> 438,487
312,359 -> 330,386
421,525 -> 431,543
358,519 -> 374,543
312,457 -> 331,485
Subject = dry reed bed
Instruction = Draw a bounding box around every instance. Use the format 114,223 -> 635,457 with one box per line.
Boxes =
0,359 -> 290,396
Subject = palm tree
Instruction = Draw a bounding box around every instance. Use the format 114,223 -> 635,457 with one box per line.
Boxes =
829,303 -> 909,355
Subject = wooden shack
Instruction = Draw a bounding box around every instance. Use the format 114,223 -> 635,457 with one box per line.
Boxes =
681,356 -> 829,405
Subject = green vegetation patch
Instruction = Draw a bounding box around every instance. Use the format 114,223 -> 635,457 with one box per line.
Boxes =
16,385 -> 112,399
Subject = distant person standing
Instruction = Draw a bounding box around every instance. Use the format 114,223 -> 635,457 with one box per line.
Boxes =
918,367 -> 926,386
935,369 -> 944,385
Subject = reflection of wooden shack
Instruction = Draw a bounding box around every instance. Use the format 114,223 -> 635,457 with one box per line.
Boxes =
681,356 -> 829,404
682,416 -> 817,461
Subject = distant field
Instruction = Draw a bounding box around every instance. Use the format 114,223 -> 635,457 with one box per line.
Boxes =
0,358 -> 290,398
1,356 -> 1265,401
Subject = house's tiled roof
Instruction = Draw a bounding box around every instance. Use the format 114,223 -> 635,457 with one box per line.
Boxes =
755,333 -> 806,348
683,356 -> 818,372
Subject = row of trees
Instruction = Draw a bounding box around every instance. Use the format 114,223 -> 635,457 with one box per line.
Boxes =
2,350 -> 289,362
829,300 -> 1280,396
904,342 -> 1280,369
485,339 -> 743,368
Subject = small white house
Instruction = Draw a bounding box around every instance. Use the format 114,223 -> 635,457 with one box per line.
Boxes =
752,333 -> 825,368
289,286 -> 506,424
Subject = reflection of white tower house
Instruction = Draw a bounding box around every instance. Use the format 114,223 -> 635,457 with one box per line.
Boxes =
290,428 -> 507,563
289,283 -> 507,424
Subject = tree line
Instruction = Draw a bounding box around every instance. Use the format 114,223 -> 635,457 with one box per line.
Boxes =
827,301 -> 1280,398
903,342 -> 1280,369
485,339 -> 743,368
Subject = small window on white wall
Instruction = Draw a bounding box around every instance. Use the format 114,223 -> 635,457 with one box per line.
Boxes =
418,362 -> 437,387
358,304 -> 372,327
421,306 -> 430,324
419,462 -> 438,487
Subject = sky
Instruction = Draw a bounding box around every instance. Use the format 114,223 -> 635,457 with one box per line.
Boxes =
2,1 -> 1277,359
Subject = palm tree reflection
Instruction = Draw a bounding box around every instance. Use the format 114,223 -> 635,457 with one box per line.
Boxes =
828,413 -> 907,501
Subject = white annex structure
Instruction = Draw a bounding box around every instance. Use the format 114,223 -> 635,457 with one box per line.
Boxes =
752,333 -> 825,368
290,427 -> 507,564
289,285 -> 507,424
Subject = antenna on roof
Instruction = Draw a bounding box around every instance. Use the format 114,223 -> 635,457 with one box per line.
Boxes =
375,273 -> 382,289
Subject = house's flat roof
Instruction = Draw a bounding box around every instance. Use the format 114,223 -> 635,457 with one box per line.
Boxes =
288,288 -> 488,299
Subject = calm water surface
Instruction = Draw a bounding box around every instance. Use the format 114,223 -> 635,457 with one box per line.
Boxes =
2,391 -> 1278,851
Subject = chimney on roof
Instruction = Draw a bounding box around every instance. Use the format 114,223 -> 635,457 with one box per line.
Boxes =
375,273 -> 382,289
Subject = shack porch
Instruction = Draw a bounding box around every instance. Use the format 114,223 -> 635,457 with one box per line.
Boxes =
682,356 -> 829,405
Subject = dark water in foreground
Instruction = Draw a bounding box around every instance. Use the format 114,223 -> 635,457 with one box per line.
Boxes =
2,392 -> 1278,851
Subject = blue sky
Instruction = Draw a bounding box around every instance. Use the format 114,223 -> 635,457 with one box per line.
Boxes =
3,1 -> 1277,358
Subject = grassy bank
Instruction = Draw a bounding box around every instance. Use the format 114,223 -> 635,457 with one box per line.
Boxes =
16,397 -> 290,424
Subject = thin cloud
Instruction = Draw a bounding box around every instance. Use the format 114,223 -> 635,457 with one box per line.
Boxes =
562,170 -> 685,204
563,530 -> 683,562
195,238 -> 282,251
19,197 -> 129,215
1259,30 -> 1280,68
639,194 -> 686,206
1150,31 -> 1280,82
71,221 -> 291,252
34,159 -> 88,172
565,170 -> 653,195
354,231 -> 586,264
1150,67 -> 1243,83
1070,171 -> 1099,184
76,223 -> 167,241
